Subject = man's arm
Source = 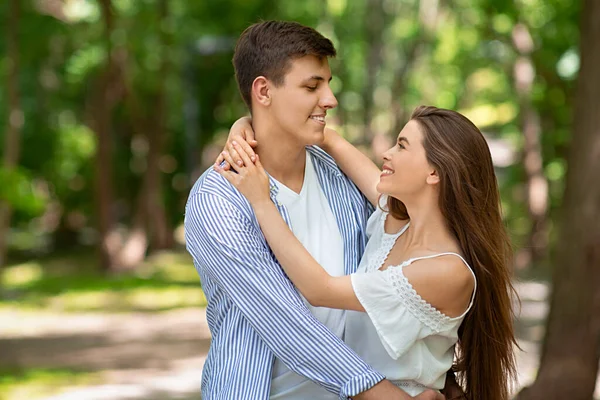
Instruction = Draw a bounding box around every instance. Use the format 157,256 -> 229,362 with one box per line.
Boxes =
441,370 -> 466,399
186,189 -> 398,398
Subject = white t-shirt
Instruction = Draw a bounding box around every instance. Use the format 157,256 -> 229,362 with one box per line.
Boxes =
269,152 -> 346,400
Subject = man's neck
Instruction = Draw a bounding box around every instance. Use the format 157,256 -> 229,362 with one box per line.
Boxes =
252,117 -> 308,193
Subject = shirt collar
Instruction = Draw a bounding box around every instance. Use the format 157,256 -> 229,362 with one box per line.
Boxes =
306,146 -> 343,178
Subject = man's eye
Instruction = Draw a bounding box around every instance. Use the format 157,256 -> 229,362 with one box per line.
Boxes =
398,143 -> 405,149
306,86 -> 317,91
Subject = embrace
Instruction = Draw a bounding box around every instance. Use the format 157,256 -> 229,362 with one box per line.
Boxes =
185,20 -> 517,400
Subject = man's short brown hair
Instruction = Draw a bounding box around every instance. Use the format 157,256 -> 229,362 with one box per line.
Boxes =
233,20 -> 336,110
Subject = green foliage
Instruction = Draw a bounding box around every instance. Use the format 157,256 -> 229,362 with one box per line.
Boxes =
0,0 -> 581,271
0,367 -> 100,400
0,167 -> 46,217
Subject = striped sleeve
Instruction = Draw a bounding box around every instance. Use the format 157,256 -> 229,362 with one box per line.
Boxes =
184,191 -> 384,398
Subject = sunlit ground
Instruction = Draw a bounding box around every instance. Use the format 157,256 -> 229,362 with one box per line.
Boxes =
0,251 -> 205,314
0,250 -> 207,400
1,252 -> 599,400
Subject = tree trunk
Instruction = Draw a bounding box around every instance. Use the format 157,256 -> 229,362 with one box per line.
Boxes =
88,0 -> 121,272
516,0 -> 600,398
118,0 -> 173,259
512,23 -> 549,270
0,0 -> 22,273
146,0 -> 173,250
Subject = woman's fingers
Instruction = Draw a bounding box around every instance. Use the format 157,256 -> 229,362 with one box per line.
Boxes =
254,154 -> 266,173
227,142 -> 244,167
221,150 -> 242,173
214,165 -> 238,185
215,147 -> 232,170
236,136 -> 256,161
232,141 -> 254,167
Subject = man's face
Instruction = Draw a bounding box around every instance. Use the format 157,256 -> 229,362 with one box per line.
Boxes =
268,55 -> 338,146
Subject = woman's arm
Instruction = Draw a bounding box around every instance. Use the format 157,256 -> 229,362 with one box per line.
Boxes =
216,117 -> 381,206
253,200 -> 364,311
320,128 -> 381,206
215,143 -> 364,312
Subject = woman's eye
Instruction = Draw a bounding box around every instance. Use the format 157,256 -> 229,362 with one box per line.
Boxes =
397,143 -> 405,149
306,86 -> 317,91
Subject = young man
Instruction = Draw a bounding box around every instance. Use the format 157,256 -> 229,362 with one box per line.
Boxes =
185,21 -> 443,400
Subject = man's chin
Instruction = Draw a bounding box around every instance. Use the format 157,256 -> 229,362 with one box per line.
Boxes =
312,133 -> 325,146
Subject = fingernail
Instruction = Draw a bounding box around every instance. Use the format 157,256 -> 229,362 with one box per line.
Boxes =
251,156 -> 255,161
232,141 -> 237,145
237,161 -> 243,166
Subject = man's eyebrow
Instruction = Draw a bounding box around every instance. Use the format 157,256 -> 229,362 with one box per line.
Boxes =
302,75 -> 333,83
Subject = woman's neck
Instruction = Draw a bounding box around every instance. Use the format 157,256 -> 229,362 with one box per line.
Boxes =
397,193 -> 458,252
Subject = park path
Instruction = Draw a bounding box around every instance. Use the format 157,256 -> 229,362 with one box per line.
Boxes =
1,281 -> 599,399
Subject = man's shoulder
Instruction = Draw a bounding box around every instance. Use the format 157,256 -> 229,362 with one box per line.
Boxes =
185,167 -> 250,216
188,167 -> 234,199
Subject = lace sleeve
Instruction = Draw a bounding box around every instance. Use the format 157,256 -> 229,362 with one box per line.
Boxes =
351,266 -> 461,359
384,266 -> 459,332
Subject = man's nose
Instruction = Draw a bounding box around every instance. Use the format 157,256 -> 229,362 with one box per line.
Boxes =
320,86 -> 338,110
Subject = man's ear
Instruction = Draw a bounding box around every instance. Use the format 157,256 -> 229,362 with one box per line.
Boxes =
251,76 -> 270,107
426,168 -> 440,185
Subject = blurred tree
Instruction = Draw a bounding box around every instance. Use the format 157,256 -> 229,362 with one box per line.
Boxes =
115,0 -> 174,269
361,0 -> 387,148
87,0 -> 124,271
516,0 -> 600,398
511,21 -> 549,268
0,0 -> 23,273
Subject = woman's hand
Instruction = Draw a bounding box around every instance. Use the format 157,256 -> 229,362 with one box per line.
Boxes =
320,127 -> 339,152
215,116 -> 258,169
215,141 -> 271,208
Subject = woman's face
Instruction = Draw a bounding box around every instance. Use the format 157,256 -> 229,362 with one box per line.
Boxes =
376,120 -> 438,200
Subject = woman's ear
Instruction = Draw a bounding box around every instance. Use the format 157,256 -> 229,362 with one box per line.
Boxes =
252,76 -> 270,107
426,169 -> 440,185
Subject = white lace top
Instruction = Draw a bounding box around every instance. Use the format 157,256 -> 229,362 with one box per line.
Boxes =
344,206 -> 477,396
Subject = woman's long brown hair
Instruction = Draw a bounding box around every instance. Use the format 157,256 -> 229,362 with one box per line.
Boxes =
387,106 -> 518,400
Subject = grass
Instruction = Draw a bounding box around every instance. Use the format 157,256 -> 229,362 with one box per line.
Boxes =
0,249 -> 207,313
0,367 -> 101,400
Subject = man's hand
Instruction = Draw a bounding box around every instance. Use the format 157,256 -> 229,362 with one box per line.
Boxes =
414,389 -> 445,400
352,380 -> 445,400
215,116 -> 257,169
440,370 -> 466,400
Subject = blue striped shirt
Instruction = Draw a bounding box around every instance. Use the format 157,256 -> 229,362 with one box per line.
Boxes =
184,146 -> 382,400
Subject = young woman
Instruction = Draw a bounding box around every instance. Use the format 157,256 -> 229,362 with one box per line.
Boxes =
216,106 -> 518,399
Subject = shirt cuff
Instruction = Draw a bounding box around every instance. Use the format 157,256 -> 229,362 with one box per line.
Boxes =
340,371 -> 386,399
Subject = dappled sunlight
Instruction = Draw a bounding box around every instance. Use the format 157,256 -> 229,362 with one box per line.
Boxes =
0,250 -> 203,313
124,287 -> 206,312
3,261 -> 44,287
0,367 -> 101,400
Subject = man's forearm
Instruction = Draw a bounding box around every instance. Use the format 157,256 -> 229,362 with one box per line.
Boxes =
353,380 -> 413,400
